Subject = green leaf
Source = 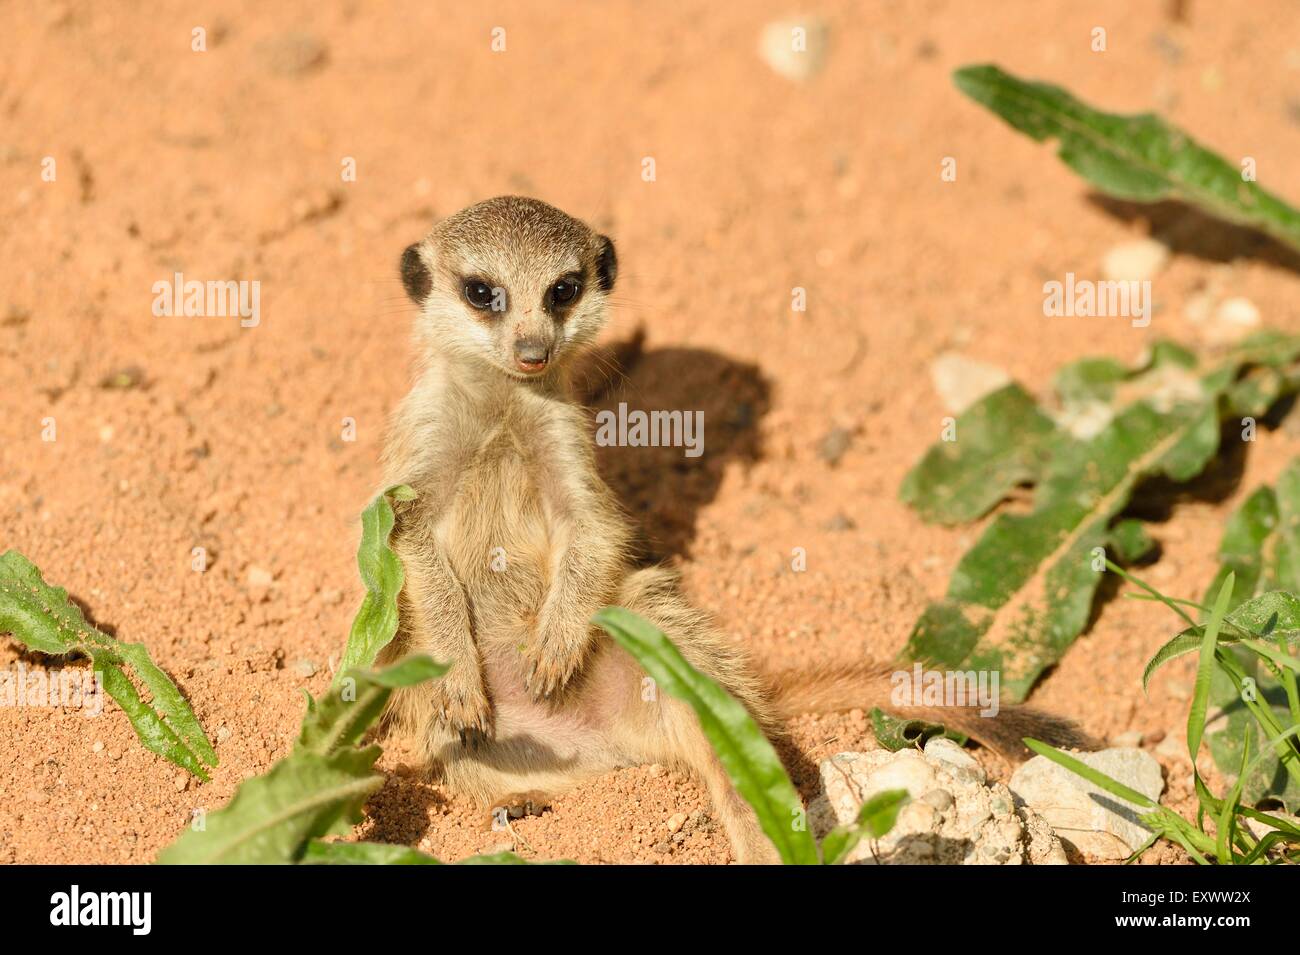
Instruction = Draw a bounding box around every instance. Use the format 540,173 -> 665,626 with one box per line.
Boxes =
158,656 -> 442,864
156,746 -> 384,864
954,64 -> 1300,253
1188,573 -> 1234,762
593,606 -> 819,865
820,789 -> 910,865
857,788 -> 910,839
1194,462 -> 1300,810
1108,518 -> 1156,564
868,707 -> 966,752
906,371 -> 1227,701
1143,592 -> 1300,691
0,550 -> 216,779
299,655 -> 446,756
336,485 -> 415,680
899,383 -> 1059,525
303,840 -> 442,865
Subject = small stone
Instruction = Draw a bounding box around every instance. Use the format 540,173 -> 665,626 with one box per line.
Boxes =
817,427 -> 853,466
91,741 -> 104,754
1214,297 -> 1261,330
247,566 -> 274,588
823,512 -> 856,532
258,31 -> 328,76
292,658 -> 317,678
320,588 -> 343,606
1101,238 -> 1169,282
921,788 -> 954,812
216,726 -> 232,743
173,773 -> 187,793
930,352 -> 1011,414
757,18 -> 829,81
666,812 -> 688,834
923,736 -> 986,785
652,841 -> 672,854
1110,730 -> 1143,748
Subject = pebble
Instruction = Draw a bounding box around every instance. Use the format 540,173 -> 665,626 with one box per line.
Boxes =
817,427 -> 853,466
757,17 -> 829,81
1101,238 -> 1169,282
929,352 -> 1010,414
247,566 -> 274,588
666,812 -> 688,834
292,658 -> 317,678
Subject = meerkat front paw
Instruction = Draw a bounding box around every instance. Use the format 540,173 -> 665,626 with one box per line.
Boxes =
430,663 -> 494,742
522,618 -> 590,701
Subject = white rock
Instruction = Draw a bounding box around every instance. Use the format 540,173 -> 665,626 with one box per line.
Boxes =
1215,297 -> 1261,330
1010,748 -> 1164,860
247,566 -> 274,588
810,749 -> 1066,865
1101,238 -> 1169,282
1243,810 -> 1300,844
929,352 -> 1011,414
757,18 -> 829,81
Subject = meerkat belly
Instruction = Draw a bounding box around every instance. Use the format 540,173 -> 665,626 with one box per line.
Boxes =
438,445 -> 551,645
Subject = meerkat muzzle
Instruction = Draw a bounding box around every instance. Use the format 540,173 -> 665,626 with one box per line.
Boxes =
513,338 -> 550,373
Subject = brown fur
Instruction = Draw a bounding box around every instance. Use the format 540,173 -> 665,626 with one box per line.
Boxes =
377,196 -> 1091,864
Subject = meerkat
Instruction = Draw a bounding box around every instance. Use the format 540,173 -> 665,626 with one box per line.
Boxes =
377,196 -> 1089,864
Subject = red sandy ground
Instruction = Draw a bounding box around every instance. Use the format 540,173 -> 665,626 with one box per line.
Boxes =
2,0 -> 1297,863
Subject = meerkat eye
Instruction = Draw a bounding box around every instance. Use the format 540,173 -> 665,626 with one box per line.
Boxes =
549,277 -> 581,307
464,280 -> 502,312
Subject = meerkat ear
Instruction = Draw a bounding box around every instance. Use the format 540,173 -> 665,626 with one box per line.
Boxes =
400,243 -> 432,304
595,235 -> 617,292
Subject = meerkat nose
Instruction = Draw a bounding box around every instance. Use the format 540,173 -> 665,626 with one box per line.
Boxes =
513,338 -> 550,372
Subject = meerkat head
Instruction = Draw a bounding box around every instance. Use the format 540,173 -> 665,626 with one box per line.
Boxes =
398,196 -> 617,381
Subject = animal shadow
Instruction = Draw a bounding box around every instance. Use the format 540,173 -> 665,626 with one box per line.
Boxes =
574,329 -> 772,561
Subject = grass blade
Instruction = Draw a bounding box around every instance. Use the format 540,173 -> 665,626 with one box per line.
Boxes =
593,606 -> 819,865
1189,574 -> 1234,761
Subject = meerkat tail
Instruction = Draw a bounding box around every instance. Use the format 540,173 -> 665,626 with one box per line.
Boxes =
762,660 -> 1095,761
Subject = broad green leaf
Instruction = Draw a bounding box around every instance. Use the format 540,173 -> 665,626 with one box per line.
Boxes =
299,655 -> 446,756
336,484 -> 416,680
899,383 -> 1059,525
954,64 -> 1300,253
0,550 -> 216,779
157,746 -> 384,864
906,375 -> 1226,701
868,707 -> 966,752
1143,592 -> 1300,692
593,606 -> 818,865
303,840 -> 442,865
158,656 -> 442,864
